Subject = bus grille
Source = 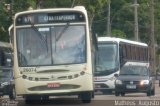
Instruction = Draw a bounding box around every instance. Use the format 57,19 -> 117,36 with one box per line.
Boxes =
28,84 -> 80,91
95,83 -> 109,89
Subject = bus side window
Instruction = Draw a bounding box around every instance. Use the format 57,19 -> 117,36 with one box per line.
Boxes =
119,44 -> 125,67
119,45 -> 123,60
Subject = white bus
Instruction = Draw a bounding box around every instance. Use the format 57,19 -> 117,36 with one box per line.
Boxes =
94,37 -> 149,93
13,6 -> 96,103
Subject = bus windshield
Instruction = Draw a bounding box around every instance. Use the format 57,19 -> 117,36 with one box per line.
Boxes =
16,25 -> 86,66
95,43 -> 118,76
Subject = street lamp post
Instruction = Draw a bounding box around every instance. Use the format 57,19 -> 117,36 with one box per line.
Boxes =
10,0 -> 14,20
150,0 -> 156,74
133,0 -> 139,41
4,0 -> 14,21
107,0 -> 111,37
109,1 -> 139,39
36,0 -> 43,9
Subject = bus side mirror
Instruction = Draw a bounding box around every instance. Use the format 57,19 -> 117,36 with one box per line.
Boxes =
92,32 -> 98,50
114,74 -> 119,77
4,52 -> 13,67
156,70 -> 160,80
6,58 -> 12,67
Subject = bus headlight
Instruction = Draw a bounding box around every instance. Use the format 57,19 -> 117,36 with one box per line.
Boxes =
140,80 -> 149,85
115,80 -> 122,85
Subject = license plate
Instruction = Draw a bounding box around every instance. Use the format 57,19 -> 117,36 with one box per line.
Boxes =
47,83 -> 60,88
126,85 -> 136,89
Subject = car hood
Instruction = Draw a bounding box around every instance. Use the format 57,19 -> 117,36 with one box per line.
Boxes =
117,75 -> 149,81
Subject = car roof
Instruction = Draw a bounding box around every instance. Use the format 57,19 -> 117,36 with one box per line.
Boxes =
123,61 -> 149,68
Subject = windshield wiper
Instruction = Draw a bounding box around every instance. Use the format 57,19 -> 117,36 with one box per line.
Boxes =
30,23 -> 48,52
56,23 -> 69,42
18,51 -> 28,66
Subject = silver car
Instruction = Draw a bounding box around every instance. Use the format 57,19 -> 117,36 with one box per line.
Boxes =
115,62 -> 155,96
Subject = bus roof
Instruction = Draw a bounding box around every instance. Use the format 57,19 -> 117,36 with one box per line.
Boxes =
98,37 -> 148,47
124,61 -> 149,68
14,6 -> 87,17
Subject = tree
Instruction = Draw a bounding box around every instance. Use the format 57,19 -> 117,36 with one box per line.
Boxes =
112,29 -> 126,38
0,0 -> 160,49
71,0 -> 107,30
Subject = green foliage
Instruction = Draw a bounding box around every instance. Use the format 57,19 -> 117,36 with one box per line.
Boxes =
111,29 -> 126,38
41,0 -> 72,8
0,0 -> 159,51
0,1 -> 11,41
72,0 -> 107,29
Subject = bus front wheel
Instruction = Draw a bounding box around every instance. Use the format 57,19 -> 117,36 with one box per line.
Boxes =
9,85 -> 16,100
79,92 -> 92,103
25,95 -> 41,104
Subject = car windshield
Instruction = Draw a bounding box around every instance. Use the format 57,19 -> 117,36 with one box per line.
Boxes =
16,25 -> 86,66
120,65 -> 148,76
95,43 -> 118,76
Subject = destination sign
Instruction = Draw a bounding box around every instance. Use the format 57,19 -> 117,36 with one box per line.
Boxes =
16,12 -> 85,25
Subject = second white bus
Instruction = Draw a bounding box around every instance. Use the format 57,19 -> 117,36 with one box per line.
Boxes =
94,37 -> 149,93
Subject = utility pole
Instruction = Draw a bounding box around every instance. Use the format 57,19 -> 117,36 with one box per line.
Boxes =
10,0 -> 14,20
36,0 -> 43,9
133,0 -> 139,41
4,0 -> 14,20
150,0 -> 156,74
107,0 -> 111,37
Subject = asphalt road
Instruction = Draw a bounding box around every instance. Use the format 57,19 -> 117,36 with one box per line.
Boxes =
1,81 -> 160,106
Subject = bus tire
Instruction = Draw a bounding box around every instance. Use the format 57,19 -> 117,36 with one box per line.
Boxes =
25,97 -> 32,104
151,87 -> 155,96
41,95 -> 49,103
25,95 -> 41,104
92,92 -> 95,98
9,86 -> 16,100
147,90 -> 152,96
80,92 -> 92,103
115,92 -> 120,96
121,92 -> 125,96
